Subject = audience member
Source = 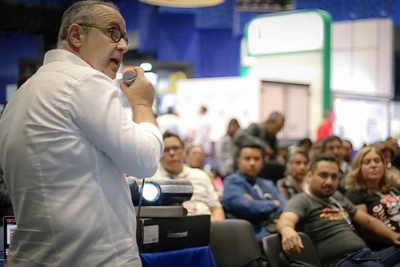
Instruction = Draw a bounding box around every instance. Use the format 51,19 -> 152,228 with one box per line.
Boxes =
322,135 -> 349,192
277,149 -> 309,200
346,146 -> 400,248
156,106 -> 183,138
386,137 -> 398,153
234,112 -> 285,159
317,109 -> 335,141
277,154 -> 400,267
298,138 -> 313,155
309,140 -> 323,160
222,143 -> 286,241
276,146 -> 289,165
151,132 -> 225,220
373,141 -> 395,168
193,106 -> 212,156
186,144 -> 222,198
215,118 -> 241,166
342,140 -> 354,164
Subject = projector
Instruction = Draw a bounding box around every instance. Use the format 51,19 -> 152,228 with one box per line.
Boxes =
129,179 -> 193,206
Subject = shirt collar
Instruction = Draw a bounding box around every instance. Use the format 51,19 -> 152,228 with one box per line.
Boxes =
236,170 -> 258,185
44,49 -> 95,69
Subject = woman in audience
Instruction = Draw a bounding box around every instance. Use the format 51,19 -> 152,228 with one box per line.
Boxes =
346,146 -> 400,247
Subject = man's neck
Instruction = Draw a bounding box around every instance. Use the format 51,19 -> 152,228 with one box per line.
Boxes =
306,189 -> 330,201
240,171 -> 257,181
291,175 -> 304,184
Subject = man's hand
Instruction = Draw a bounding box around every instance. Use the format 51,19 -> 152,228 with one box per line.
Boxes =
273,200 -> 281,207
244,194 -> 254,201
392,233 -> 400,246
120,67 -> 155,109
281,227 -> 304,254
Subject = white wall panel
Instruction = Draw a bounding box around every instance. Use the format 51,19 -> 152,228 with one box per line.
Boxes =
332,22 -> 352,49
378,19 -> 394,96
176,77 -> 260,141
354,20 -> 378,47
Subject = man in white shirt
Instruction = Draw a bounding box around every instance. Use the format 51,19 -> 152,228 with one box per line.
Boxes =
0,1 -> 163,266
151,132 -> 225,220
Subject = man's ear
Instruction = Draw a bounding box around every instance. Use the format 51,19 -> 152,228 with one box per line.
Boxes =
67,23 -> 84,48
306,170 -> 312,181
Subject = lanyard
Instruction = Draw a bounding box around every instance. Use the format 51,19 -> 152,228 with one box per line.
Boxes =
253,183 -> 273,199
305,190 -> 355,230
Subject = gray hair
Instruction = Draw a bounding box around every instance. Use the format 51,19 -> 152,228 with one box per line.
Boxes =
266,111 -> 285,122
57,0 -> 119,45
286,147 -> 308,165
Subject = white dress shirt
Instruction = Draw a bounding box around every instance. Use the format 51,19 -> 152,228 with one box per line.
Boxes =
0,49 -> 163,267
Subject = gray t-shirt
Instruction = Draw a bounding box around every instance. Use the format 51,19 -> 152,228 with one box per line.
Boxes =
284,192 -> 366,266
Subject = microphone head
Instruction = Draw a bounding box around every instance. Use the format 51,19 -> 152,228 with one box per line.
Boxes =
123,69 -> 137,85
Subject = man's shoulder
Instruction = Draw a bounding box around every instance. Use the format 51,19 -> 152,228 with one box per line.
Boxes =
257,177 -> 277,188
224,172 -> 245,183
276,177 -> 287,187
286,192 -> 308,204
41,50 -> 112,86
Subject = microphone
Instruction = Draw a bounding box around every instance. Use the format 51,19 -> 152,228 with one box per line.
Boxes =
123,69 -> 137,86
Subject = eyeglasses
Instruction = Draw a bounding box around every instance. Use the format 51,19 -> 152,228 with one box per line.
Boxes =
163,146 -> 183,154
78,24 -> 129,45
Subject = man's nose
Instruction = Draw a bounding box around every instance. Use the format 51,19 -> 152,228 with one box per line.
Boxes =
325,177 -> 335,185
117,39 -> 128,54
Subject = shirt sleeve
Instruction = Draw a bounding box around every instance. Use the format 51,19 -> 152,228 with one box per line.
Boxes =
68,72 -> 163,178
345,190 -> 366,206
283,194 -> 308,220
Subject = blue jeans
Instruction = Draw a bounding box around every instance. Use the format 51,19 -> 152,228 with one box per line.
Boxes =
334,246 -> 400,267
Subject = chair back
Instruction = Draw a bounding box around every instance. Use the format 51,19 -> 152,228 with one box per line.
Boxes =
209,219 -> 265,267
262,233 -> 321,267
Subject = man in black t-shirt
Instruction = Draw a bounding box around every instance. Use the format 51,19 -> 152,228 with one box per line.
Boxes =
277,154 -> 400,267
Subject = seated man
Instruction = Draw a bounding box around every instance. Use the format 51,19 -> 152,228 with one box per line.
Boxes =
222,143 -> 286,242
322,135 -> 349,193
151,132 -> 225,220
277,154 -> 400,267
277,148 -> 309,200
186,145 -> 222,198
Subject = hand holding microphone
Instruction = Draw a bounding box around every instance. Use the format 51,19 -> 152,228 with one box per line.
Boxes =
120,67 -> 155,109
